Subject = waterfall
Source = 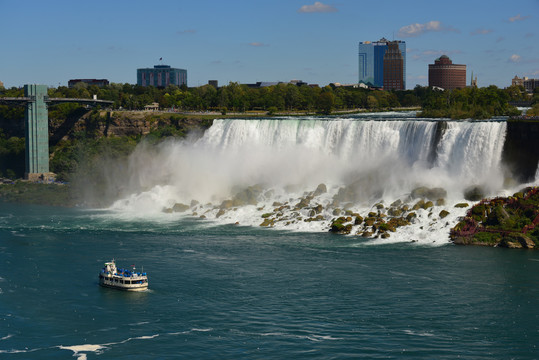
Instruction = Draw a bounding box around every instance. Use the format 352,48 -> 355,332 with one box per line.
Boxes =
108,115 -> 511,244
196,118 -> 507,199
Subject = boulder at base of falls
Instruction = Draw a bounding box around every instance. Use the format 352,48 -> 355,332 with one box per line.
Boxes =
172,203 -> 190,212
439,210 -> 450,219
162,203 -> 190,213
464,185 -> 485,201
329,217 -> 353,234
313,183 -> 327,196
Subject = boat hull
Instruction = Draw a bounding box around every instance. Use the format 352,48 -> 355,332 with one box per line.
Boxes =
99,275 -> 148,291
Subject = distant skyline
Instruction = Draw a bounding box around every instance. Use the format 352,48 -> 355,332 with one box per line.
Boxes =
1,0 -> 538,89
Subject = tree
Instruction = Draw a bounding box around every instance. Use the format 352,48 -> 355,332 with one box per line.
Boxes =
317,89 -> 335,114
366,95 -> 378,109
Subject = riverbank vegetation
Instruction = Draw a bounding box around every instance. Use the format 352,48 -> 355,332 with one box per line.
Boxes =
417,85 -> 524,119
450,187 -> 539,248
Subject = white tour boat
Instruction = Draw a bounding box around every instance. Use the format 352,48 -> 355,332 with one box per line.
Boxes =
99,260 -> 148,291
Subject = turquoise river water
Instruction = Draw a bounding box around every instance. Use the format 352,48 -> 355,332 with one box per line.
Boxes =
1,202 -> 538,359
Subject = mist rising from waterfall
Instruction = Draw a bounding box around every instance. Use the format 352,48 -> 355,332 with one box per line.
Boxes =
106,114 -> 513,244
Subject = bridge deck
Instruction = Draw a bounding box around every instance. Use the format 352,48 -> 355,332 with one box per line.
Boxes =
0,97 -> 113,106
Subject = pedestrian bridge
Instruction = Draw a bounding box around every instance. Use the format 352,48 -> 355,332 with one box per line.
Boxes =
0,84 -> 113,181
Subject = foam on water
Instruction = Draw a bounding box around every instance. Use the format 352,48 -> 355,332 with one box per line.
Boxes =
104,115 -> 514,245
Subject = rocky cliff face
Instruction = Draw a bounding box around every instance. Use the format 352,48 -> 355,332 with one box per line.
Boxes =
50,110 -> 213,140
1,109 -> 213,140
502,120 -> 539,183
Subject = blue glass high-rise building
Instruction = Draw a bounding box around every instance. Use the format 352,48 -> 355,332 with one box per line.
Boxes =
358,38 -> 406,89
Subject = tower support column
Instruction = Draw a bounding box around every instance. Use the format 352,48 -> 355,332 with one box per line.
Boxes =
24,84 -> 54,181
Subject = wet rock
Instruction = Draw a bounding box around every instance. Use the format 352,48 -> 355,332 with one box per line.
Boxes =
172,203 -> 190,212
313,183 -> 327,196
464,185 -> 485,201
390,199 -> 402,207
313,204 -> 324,214
260,218 -> 275,227
216,209 -> 226,218
412,200 -> 425,210
439,210 -> 450,219
329,217 -> 353,234
295,196 -> 312,209
387,217 -> 410,229
364,217 -> 375,227
275,205 -> 290,212
388,207 -> 402,217
500,235 -> 535,249
406,212 -> 417,222
517,235 -> 535,249
423,201 -> 434,209
454,203 -> 469,208
190,200 -> 199,208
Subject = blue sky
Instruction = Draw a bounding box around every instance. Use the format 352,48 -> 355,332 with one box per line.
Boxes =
1,0 -> 537,89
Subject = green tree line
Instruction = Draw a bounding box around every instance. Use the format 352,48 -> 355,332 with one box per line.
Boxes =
2,81 -> 534,116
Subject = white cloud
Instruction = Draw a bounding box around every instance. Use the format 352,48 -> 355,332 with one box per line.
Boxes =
298,2 -> 337,13
397,21 -> 458,38
509,14 -> 531,22
470,29 -> 493,36
509,54 -> 522,63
